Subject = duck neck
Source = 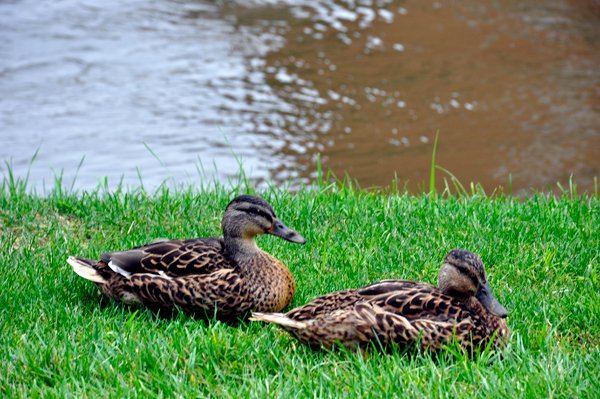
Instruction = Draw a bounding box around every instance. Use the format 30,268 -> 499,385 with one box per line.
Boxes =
224,236 -> 262,268
225,234 -> 295,312
446,292 -> 480,313
461,296 -> 479,310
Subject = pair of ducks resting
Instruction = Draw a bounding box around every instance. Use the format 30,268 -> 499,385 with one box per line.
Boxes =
68,195 -> 509,353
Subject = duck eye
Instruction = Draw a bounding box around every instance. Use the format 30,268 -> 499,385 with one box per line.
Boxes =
249,207 -> 259,214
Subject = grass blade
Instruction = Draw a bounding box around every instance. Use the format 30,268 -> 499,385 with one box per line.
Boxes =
429,130 -> 440,194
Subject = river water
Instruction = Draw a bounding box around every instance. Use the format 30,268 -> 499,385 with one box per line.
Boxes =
1,0 -> 599,194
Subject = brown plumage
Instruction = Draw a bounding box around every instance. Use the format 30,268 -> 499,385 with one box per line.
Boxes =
251,249 -> 509,353
68,195 -> 306,317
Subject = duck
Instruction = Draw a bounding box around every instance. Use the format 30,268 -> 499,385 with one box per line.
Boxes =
250,249 -> 509,353
67,195 -> 306,317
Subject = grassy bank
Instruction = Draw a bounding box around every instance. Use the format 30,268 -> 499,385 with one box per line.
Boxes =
1,178 -> 599,398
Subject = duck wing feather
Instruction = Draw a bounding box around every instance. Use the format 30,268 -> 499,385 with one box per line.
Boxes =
286,279 -> 456,323
100,238 -> 233,277
357,279 -> 435,296
367,286 -> 470,323
285,289 -> 362,321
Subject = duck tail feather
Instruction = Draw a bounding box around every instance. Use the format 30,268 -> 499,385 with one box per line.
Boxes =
250,312 -> 308,329
67,256 -> 107,284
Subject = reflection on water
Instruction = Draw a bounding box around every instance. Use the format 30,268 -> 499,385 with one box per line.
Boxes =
1,0 -> 599,193
248,0 -> 600,192
0,0 -> 292,189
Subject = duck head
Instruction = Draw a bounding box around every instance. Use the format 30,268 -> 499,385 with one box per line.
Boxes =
438,249 -> 508,318
222,195 -> 306,245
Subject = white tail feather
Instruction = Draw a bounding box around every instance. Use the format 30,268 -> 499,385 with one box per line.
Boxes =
249,312 -> 308,329
67,256 -> 106,284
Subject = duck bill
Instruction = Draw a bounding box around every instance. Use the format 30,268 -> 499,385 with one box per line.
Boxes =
268,218 -> 306,244
476,282 -> 508,318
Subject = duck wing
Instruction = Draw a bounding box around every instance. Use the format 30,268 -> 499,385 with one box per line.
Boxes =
366,284 -> 469,323
286,289 -> 362,321
100,237 -> 233,278
357,279 -> 435,296
286,279 -> 439,322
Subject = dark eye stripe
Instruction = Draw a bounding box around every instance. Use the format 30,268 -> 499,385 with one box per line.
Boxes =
243,207 -> 273,222
454,264 -> 479,286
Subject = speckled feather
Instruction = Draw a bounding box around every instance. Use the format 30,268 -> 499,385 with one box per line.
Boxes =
100,238 -> 234,277
251,249 -> 509,353
68,195 -> 304,317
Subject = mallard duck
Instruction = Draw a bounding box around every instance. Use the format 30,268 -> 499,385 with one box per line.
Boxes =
251,249 -> 509,352
67,195 -> 306,317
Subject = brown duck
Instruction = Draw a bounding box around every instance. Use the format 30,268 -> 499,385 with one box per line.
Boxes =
251,249 -> 509,352
68,195 -> 306,317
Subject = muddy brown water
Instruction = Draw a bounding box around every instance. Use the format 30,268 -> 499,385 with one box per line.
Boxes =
1,0 -> 599,194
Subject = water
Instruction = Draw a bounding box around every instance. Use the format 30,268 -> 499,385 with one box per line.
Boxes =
1,0 -> 599,193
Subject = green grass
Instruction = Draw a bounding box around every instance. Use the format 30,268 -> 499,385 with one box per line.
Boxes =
1,174 -> 599,398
